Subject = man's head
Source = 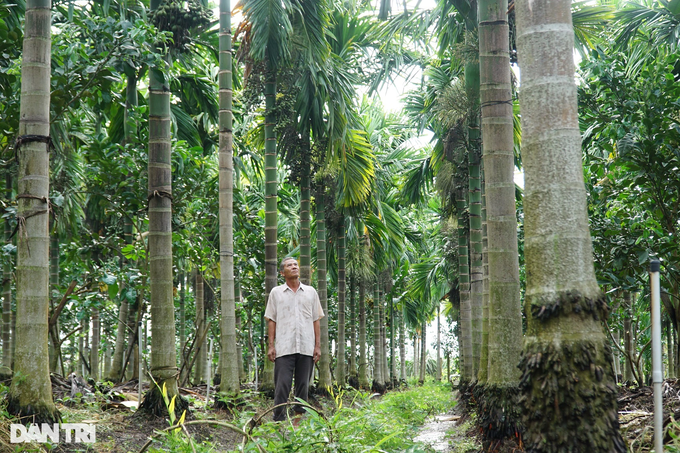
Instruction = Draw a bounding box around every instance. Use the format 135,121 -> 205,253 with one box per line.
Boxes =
279,257 -> 299,279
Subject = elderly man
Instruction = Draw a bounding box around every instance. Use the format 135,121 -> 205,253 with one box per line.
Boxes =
264,257 -> 323,424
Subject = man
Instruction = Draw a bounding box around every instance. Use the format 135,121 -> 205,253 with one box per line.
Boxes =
264,257 -> 323,424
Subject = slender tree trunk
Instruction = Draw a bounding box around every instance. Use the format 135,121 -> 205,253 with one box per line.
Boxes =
478,169 -> 489,383
623,291 -> 634,383
179,271 -> 186,372
358,279 -> 369,389
457,186 -> 473,383
436,304 -> 441,381
372,280 -> 385,392
516,0 -> 625,448
195,271 -> 206,384
348,275 -> 358,386
8,0 -> 60,422
48,218 -> 59,372
337,217 -> 346,386
299,138 -> 311,285
217,0 -> 240,396
140,0 -> 184,414
419,322 -> 427,384
91,308 -> 100,381
380,284 -> 388,385
260,66 -> 278,395
399,308 -> 406,382
316,189 -> 332,394
2,172 -> 12,374
413,332 -> 419,380
390,289 -> 396,386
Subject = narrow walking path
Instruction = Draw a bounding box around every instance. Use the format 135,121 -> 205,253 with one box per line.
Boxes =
413,414 -> 461,452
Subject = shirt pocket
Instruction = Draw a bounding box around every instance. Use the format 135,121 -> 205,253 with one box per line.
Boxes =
300,298 -> 313,320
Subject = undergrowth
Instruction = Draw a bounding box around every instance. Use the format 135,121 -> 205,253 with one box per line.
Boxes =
149,380 -> 456,453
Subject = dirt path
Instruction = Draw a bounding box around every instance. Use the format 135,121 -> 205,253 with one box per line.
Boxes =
413,414 -> 461,452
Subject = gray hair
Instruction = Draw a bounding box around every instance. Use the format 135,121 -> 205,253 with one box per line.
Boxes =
279,257 -> 297,273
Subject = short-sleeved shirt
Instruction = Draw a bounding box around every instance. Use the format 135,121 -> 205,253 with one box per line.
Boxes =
264,281 -> 324,358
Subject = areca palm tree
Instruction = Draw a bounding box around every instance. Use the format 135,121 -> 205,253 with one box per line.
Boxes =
217,0 -> 240,398
475,0 -> 522,442
8,0 -> 60,423
515,0 -> 625,449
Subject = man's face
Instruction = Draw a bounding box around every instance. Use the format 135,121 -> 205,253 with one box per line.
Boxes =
281,259 -> 300,279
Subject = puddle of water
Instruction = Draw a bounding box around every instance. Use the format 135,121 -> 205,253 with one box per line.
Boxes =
414,415 -> 460,452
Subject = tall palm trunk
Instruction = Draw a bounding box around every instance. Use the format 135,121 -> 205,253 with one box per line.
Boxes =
399,308 -> 406,381
436,304 -> 441,381
2,172 -> 12,373
194,271 -> 206,383
48,218 -> 59,372
419,321 -> 427,384
140,0 -> 184,414
476,0 -> 523,442
336,217 -> 346,385
478,174 -> 489,383
516,0 -> 625,449
299,137 -> 311,285
371,279 -> 385,393
623,291 -> 634,383
108,77 -> 137,383
457,186 -> 473,383
8,0 -> 60,422
316,190 -> 332,394
380,283 -> 388,385
217,0 -> 239,394
179,271 -> 186,371
90,308 -> 100,380
260,66 -> 278,394
358,279 -> 369,389
216,0 -> 240,396
348,275 -> 357,386
389,289 -> 396,386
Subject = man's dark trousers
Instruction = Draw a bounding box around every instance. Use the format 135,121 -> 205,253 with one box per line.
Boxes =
273,353 -> 314,421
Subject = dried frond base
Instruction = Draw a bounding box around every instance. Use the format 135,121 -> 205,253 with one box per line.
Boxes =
138,386 -> 189,418
475,383 -> 523,449
519,338 -> 626,453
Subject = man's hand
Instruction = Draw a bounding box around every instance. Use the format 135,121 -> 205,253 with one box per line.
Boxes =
313,345 -> 321,363
267,345 -> 276,362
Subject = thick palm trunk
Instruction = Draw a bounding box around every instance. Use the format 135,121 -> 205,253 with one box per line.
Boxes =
2,172 -> 12,374
358,279 -> 369,389
140,1 -> 184,414
476,0 -> 523,443
336,217 -> 346,385
516,0 -> 625,449
316,190 -> 332,394
260,68 -> 277,395
217,0 -> 240,395
457,186 -> 473,383
371,280 -> 385,393
380,284 -> 389,385
8,0 -> 60,423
